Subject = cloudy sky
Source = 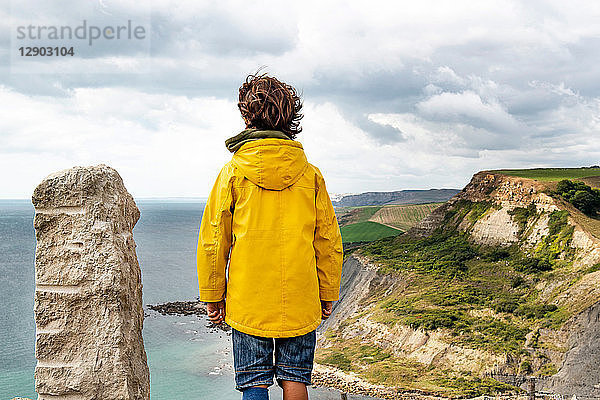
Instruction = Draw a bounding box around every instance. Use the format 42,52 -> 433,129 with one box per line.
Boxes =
2,0 -> 600,199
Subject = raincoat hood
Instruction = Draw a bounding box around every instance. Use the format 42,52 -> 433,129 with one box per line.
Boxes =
231,138 -> 309,190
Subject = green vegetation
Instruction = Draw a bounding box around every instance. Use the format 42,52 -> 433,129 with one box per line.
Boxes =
533,210 -> 574,264
340,221 -> 400,243
537,363 -> 558,376
325,195 -> 593,395
552,179 -> 600,216
508,203 -> 538,235
493,167 -> 600,181
585,263 -> 600,274
512,257 -> 551,273
443,199 -> 495,225
315,336 -> 518,397
321,349 -> 352,371
361,227 -> 568,356
351,206 -> 381,220
365,231 -> 477,277
467,201 -> 495,222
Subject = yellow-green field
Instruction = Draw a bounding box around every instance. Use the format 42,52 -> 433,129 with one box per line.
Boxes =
368,203 -> 442,231
336,203 -> 442,243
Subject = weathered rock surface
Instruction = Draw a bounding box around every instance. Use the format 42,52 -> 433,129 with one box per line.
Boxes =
32,164 -> 150,400
410,171 -> 560,241
538,301 -> 600,399
467,205 -> 520,246
317,254 -> 378,341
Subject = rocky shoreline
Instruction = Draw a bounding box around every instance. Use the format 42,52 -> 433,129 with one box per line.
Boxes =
312,364 -> 444,400
146,299 -> 231,332
147,300 -> 527,400
146,299 -> 406,399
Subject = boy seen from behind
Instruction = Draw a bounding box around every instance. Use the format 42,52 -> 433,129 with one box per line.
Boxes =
197,72 -> 343,400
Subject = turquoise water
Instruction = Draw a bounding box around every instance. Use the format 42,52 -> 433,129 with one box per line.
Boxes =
0,200 -> 36,399
0,199 -> 355,400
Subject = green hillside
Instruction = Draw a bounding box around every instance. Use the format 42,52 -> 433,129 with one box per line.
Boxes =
319,196 -> 600,397
340,221 -> 400,243
336,203 -> 442,243
493,167 -> 600,181
320,226 -> 567,396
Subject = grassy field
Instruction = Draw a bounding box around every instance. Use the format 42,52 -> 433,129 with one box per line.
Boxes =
369,203 -> 442,231
340,221 -> 400,243
336,203 -> 442,243
493,167 -> 600,181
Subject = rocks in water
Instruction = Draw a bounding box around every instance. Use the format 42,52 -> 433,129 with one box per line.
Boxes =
32,164 -> 150,400
147,299 -> 231,332
147,299 -> 207,316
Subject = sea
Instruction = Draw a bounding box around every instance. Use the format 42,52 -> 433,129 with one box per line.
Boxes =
0,199 -> 367,400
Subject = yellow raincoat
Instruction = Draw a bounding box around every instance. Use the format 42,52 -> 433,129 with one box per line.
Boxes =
196,138 -> 343,338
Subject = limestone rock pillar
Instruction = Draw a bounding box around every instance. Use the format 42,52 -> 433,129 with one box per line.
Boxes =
32,164 -> 150,400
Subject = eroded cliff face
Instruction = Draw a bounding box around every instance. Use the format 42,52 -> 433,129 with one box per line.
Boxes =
413,172 -> 559,244
416,172 -> 600,266
456,173 -> 600,319
319,171 -> 600,398
414,172 -> 600,314
318,256 -> 506,373
318,255 -> 506,380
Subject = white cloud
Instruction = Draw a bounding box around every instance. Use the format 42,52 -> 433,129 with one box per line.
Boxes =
416,90 -> 522,134
0,86 -> 244,198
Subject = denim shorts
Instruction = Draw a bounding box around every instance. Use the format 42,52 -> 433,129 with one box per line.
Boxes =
231,327 -> 317,391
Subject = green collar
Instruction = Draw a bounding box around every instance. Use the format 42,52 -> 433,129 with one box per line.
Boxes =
225,128 -> 290,153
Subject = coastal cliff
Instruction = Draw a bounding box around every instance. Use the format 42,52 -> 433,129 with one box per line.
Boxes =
316,170 -> 600,398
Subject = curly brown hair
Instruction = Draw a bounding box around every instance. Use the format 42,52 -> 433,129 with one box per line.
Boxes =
238,72 -> 303,139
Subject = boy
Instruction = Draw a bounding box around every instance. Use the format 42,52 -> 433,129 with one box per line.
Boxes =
197,72 -> 343,400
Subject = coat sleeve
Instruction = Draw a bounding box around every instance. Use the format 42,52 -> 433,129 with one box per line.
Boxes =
313,169 -> 344,301
197,163 -> 235,302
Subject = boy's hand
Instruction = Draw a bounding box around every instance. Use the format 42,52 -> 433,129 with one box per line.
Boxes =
321,300 -> 333,320
206,300 -> 226,324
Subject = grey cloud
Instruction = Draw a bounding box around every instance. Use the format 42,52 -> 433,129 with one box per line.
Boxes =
302,66 -> 426,143
353,116 -> 406,144
308,66 -> 425,104
151,12 -> 297,58
415,91 -> 523,135
504,87 -> 565,117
